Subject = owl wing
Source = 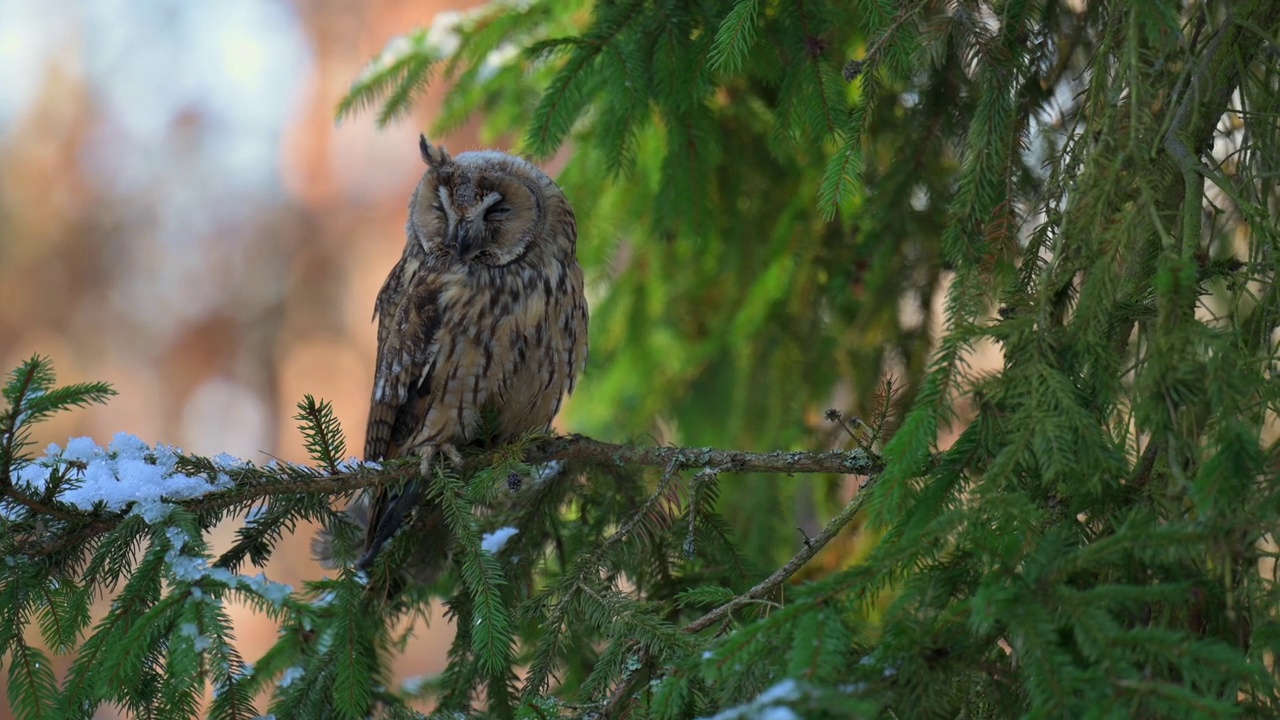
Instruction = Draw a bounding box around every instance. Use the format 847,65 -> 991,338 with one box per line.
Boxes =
358,253 -> 448,572
365,253 -> 441,461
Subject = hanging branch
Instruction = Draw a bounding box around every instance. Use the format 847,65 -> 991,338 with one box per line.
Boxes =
682,476 -> 873,635
600,470 -> 879,717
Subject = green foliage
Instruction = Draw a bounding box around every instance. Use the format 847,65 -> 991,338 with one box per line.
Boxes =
1,356 -> 115,472
295,395 -> 348,474
328,0 -> 1280,718
336,27 -> 444,127
0,357 -> 365,719
4,0 -> 1280,718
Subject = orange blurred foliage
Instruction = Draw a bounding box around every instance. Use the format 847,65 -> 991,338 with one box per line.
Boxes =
0,1 -> 489,714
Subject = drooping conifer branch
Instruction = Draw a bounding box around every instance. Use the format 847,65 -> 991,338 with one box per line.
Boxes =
602,468 -> 880,716
682,476 -> 873,635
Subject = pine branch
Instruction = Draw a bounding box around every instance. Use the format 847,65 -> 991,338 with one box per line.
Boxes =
854,0 -> 927,81
11,436 -> 882,562
682,476 -> 873,635
708,0 -> 762,74
210,435 -> 880,512
2,355 -> 115,489
3,483 -> 87,525
294,395 -> 347,474
532,435 -> 882,476
600,467 -> 879,717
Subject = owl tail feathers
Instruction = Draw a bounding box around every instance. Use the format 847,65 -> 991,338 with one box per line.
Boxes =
357,480 -> 424,573
311,491 -> 370,570
311,482 -> 450,607
309,529 -> 339,570
307,485 -> 415,574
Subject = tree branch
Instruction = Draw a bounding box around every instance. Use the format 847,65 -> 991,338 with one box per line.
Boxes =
1162,1 -> 1277,252
197,435 -> 880,515
12,435 -> 881,559
527,435 -> 882,475
187,435 -> 882,520
602,468 -> 879,717
683,475 -> 873,634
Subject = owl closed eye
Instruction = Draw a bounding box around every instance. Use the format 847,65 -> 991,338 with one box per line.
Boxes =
412,140 -> 555,268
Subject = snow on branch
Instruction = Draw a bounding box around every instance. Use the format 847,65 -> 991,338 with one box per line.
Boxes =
4,433 -> 881,561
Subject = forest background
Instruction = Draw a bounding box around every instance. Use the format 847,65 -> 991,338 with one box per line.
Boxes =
2,0 -> 1278,718
0,1 -> 495,712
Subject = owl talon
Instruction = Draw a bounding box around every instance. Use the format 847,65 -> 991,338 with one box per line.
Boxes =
418,450 -> 435,478
441,443 -> 463,467
414,444 -> 463,477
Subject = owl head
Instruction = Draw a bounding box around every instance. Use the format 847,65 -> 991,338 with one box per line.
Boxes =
408,135 -> 571,267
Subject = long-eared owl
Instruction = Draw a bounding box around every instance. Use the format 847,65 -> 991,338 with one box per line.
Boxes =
315,135 -> 588,582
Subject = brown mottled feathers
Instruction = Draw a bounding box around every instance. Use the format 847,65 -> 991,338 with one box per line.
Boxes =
364,254 -> 441,462
316,135 -> 588,583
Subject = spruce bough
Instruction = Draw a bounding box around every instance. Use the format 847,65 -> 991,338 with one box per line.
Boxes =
5,1 -> 1280,718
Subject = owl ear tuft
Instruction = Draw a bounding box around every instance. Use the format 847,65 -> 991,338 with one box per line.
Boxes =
419,134 -> 452,168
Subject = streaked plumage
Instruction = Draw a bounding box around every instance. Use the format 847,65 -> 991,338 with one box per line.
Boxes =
314,135 -> 587,584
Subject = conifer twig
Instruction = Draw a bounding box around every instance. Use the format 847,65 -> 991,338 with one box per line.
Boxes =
683,476 -> 875,634
603,470 -> 879,716
2,484 -> 83,525
843,0 -> 927,81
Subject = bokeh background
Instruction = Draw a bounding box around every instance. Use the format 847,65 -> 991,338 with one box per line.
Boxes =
1,0 -> 488,714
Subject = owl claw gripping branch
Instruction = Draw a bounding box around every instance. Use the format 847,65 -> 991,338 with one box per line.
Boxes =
313,135 -> 588,586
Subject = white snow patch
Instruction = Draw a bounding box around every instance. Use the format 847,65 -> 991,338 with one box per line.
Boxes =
178,622 -> 212,651
336,457 -> 381,472
480,527 -> 519,554
278,666 -> 305,688
701,679 -> 801,720
477,43 -> 519,82
211,453 -> 251,470
15,457 -> 52,490
755,680 -> 800,706
18,433 -> 233,522
164,527 -> 293,605
245,502 -> 269,524
355,10 -> 465,89
532,460 -> 563,485
240,572 -> 294,607
402,675 -> 430,694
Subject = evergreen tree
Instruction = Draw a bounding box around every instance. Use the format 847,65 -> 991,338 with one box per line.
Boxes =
3,1 -> 1279,718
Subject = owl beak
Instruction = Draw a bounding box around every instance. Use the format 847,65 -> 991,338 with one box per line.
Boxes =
450,223 -> 482,261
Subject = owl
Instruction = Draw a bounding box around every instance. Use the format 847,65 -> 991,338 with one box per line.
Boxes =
315,135 -> 587,582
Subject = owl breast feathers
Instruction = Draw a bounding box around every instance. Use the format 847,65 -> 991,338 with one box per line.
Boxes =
315,135 -> 587,578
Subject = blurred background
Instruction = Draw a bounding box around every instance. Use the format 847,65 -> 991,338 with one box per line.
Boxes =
1,0 -> 487,713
